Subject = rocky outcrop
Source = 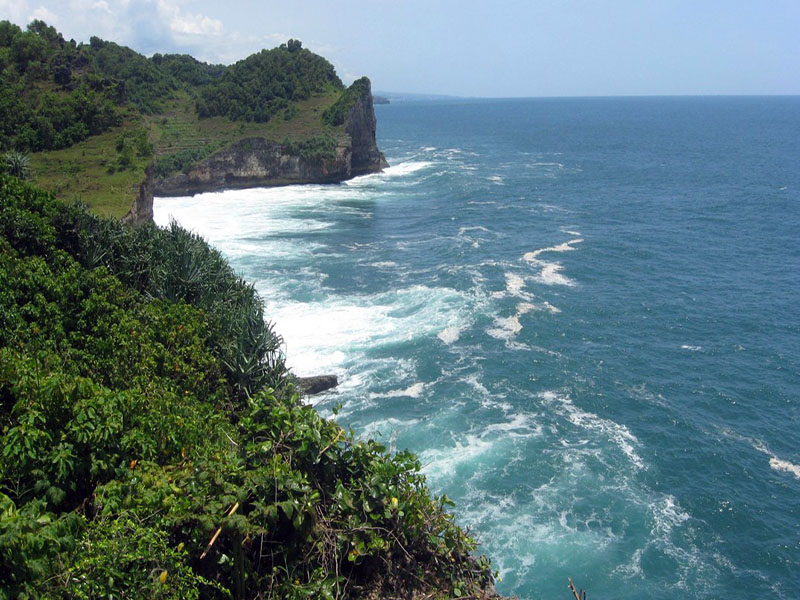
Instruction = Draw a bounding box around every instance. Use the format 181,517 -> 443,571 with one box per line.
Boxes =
154,79 -> 387,198
296,374 -> 339,395
120,163 -> 154,226
154,138 -> 353,197
345,79 -> 389,176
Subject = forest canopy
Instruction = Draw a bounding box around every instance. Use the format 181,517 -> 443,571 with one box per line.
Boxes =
0,20 -> 346,152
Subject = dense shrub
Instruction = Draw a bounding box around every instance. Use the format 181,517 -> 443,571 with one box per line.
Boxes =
0,175 -> 497,599
322,77 -> 372,127
154,144 -> 222,179
151,53 -> 225,87
196,45 -> 343,123
281,133 -> 338,162
86,38 -> 175,114
0,20 -> 124,152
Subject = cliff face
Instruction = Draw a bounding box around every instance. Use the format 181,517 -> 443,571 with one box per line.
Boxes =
153,138 -> 353,197
154,79 -> 387,198
346,80 -> 389,176
120,163 -> 154,226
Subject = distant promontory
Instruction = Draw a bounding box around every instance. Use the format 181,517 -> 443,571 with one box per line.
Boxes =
0,23 -> 387,225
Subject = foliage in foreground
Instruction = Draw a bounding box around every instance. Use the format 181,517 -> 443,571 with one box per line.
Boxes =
0,174 -> 496,599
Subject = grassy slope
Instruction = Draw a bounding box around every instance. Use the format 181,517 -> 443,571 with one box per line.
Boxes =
30,88 -> 345,218
147,88 -> 343,153
31,121 -> 150,219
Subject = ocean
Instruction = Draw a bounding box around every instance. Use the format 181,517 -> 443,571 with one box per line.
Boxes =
154,96 -> 800,599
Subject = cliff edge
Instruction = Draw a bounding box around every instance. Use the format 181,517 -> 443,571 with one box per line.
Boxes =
120,163 -> 154,226
344,78 -> 389,176
153,78 -> 387,198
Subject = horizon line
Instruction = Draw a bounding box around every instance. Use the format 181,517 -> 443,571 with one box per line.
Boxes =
373,91 -> 800,101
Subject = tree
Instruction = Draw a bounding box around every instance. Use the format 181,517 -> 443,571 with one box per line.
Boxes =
287,38 -> 302,52
27,19 -> 59,43
0,20 -> 22,47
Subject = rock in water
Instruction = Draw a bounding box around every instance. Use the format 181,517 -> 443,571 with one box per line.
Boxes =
296,374 -> 339,395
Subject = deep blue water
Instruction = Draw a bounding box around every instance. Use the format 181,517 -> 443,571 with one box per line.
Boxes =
155,96 -> 800,599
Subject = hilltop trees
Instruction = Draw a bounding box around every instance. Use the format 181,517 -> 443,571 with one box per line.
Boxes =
0,20 -> 348,153
0,20 -> 123,152
195,43 -> 343,122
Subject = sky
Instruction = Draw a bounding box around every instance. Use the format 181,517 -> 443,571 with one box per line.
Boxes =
1,0 -> 799,97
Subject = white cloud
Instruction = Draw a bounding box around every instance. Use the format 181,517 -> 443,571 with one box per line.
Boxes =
29,5 -> 60,25
0,0 -> 30,24
0,0 -> 319,68
170,12 -> 222,36
91,1 -> 111,14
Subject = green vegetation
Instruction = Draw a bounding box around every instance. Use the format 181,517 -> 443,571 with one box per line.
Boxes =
195,43 -> 343,123
0,174 -> 497,599
30,123 -> 152,220
322,77 -> 371,127
281,133 -> 339,162
2,151 -> 31,180
0,20 -> 125,153
154,144 -> 222,179
0,19 -> 367,216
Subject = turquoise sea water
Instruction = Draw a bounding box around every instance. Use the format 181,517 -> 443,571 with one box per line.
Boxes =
155,96 -> 800,599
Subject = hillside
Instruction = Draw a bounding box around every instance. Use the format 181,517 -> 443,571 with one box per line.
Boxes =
0,21 -> 386,222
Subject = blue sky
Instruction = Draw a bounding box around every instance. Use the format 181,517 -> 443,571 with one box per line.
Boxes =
1,0 -> 798,97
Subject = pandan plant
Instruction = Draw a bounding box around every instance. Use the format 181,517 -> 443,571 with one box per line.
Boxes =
3,150 -> 31,180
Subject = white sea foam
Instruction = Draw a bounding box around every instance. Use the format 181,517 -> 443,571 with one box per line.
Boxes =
487,315 -> 523,340
753,440 -> 800,479
359,417 -> 421,444
769,457 -> 800,478
496,272 -> 561,313
505,272 -> 527,296
419,435 -> 496,480
258,284 -> 470,373
155,182 -> 386,256
438,326 -> 462,345
153,172 -> 478,373
652,495 -> 690,535
486,299 -> 548,342
369,382 -> 426,399
522,238 -> 583,287
613,548 -> 644,578
457,225 -> 497,249
368,261 -> 399,268
681,345 -> 703,351
488,175 -> 505,185
463,373 -> 490,397
541,391 -> 645,470
537,263 -> 575,286
720,430 -> 800,480
539,301 -> 561,314
342,160 -> 435,187
523,238 -> 584,262
484,413 -> 543,438
458,225 -> 491,235
528,161 -> 564,168
387,160 -> 434,174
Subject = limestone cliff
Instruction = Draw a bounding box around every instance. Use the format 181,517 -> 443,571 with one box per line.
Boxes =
345,79 -> 389,176
120,163 -> 154,226
154,79 -> 387,198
